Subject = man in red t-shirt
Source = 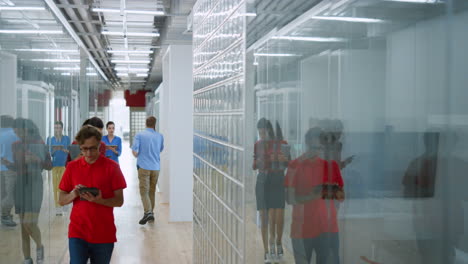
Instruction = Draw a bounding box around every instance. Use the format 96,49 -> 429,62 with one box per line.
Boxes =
59,125 -> 126,263
284,127 -> 344,264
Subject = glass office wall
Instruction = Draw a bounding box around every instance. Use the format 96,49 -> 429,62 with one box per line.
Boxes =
244,0 -> 468,263
0,1 -> 108,263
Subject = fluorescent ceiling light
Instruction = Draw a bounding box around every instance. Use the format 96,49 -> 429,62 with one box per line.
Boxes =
15,48 -> 78,53
112,59 -> 150,64
87,73 -> 98,76
0,6 -> 46,11
106,21 -> 154,26
102,31 -> 160,37
107,50 -> 153,54
253,53 -> 301,57
243,12 -> 257,17
115,67 -> 149,72
384,0 -> 441,3
61,73 -> 71,76
0,29 -> 62,34
91,8 -> 120,13
54,67 -> 80,71
92,8 -> 164,16
31,59 -> 80,63
136,73 -> 148,77
310,16 -> 385,23
272,36 -> 346,42
117,73 -> 129,77
126,10 -> 165,15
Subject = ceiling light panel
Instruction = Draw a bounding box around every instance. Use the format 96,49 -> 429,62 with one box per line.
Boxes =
0,6 -> 46,11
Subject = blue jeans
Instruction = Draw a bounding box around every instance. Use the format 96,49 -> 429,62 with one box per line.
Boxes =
69,238 -> 114,264
292,233 -> 340,264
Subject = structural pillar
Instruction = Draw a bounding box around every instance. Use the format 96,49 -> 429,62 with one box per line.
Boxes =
160,45 -> 193,222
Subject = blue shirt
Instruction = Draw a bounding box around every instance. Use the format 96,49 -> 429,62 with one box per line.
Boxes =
47,135 -> 71,167
102,135 -> 122,163
132,128 -> 164,171
0,128 -> 20,171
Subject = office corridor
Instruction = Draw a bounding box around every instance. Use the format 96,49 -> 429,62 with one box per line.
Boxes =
0,141 -> 192,264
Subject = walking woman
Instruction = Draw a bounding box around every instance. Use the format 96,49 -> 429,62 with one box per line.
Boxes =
13,118 -> 52,264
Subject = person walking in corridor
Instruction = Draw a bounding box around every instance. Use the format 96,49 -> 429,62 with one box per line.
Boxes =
131,116 -> 164,225
59,125 -> 126,264
47,121 -> 70,216
0,115 -> 19,227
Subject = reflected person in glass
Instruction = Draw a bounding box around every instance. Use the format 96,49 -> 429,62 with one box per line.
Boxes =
13,118 -> 52,264
285,127 -> 344,264
402,131 -> 468,264
253,118 -> 290,262
0,115 -> 20,227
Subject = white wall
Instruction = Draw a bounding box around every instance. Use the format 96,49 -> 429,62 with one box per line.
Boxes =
161,45 -> 194,222
0,51 -> 17,117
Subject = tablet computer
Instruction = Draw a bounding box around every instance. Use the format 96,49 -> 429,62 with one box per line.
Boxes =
68,145 -> 81,160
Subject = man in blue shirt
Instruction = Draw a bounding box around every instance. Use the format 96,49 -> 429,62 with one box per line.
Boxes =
131,116 -> 164,225
0,115 -> 20,226
47,121 -> 70,215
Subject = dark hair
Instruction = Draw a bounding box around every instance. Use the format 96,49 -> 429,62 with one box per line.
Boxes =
305,127 -> 323,148
0,115 -> 14,128
106,121 -> 115,128
82,117 -> 104,129
257,118 -> 275,139
275,121 -> 284,141
75,125 -> 102,144
13,118 -> 41,139
146,116 -> 157,128
54,121 -> 64,128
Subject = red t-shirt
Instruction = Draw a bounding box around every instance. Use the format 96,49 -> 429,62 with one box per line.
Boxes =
284,156 -> 344,239
59,155 -> 127,243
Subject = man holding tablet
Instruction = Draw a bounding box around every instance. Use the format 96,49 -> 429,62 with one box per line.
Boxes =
59,125 -> 126,263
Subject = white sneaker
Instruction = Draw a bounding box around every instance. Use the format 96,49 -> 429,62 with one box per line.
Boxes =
36,246 -> 44,264
23,258 -> 33,264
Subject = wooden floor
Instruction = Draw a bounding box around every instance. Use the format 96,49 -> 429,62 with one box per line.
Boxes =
0,141 -> 192,264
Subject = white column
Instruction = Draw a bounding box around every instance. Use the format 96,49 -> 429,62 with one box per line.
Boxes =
0,51 -> 17,117
79,48 -> 89,123
160,45 -> 194,222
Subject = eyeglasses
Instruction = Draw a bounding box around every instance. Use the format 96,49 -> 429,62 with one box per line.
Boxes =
80,146 -> 99,153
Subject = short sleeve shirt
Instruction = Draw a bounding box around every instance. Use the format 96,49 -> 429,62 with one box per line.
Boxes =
47,135 -> 71,167
284,156 -> 343,239
59,156 -> 127,243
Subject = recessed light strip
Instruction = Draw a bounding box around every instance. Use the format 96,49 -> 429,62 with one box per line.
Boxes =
310,16 -> 385,23
0,29 -> 62,34
92,8 -> 164,16
15,48 -> 78,53
0,6 -> 46,11
102,31 -> 160,37
107,50 -> 153,54
112,60 -> 150,64
253,53 -> 301,57
271,36 -> 346,42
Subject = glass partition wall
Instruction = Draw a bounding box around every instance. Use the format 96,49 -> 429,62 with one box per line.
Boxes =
247,0 -> 468,263
0,1 -> 109,263
194,0 -> 468,263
